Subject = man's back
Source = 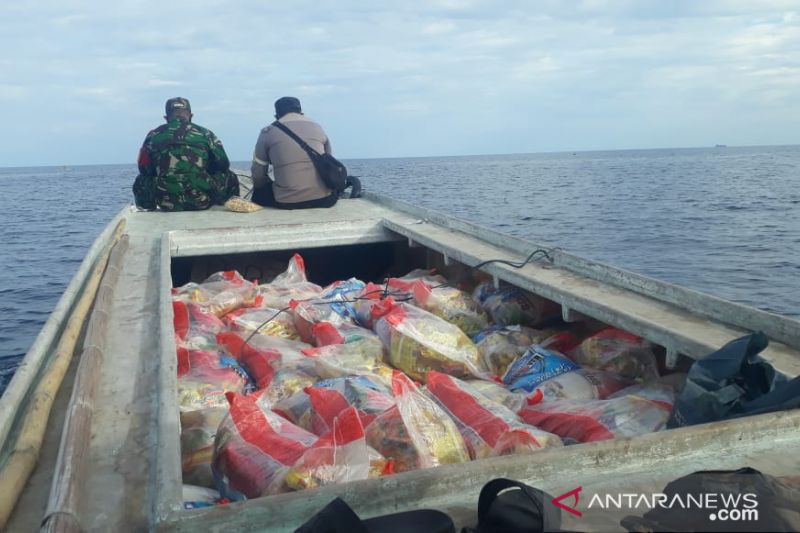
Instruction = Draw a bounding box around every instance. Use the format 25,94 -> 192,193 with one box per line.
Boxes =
254,112 -> 333,204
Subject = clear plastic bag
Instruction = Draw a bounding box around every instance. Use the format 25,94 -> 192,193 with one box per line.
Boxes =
318,278 -> 367,322
466,379 -> 528,412
223,307 -> 300,340
374,302 -> 487,382
173,271 -> 259,317
472,281 -> 560,327
176,348 -> 250,412
291,298 -> 355,345
310,321 -> 380,347
410,280 -> 490,337
173,301 -> 227,350
474,325 -> 558,377
528,369 -> 632,404
568,328 -> 659,381
365,371 -> 469,473
181,406 -> 228,488
518,394 -> 672,444
426,371 -> 562,459
257,254 -> 323,309
301,337 -> 392,385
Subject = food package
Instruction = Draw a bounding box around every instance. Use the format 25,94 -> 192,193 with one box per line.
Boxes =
365,371 -> 469,473
568,328 -> 659,381
301,338 -> 392,385
309,321 -> 380,347
502,345 -> 580,393
224,196 -> 262,212
272,376 -> 395,435
182,484 -> 221,510
426,372 -> 562,459
373,301 -> 486,382
386,269 -> 447,301
318,278 -> 367,321
474,325 -> 558,377
290,298 -> 355,345
212,391 -> 319,500
472,282 -> 560,327
173,271 -> 260,317
216,332 -> 318,404
258,254 -> 324,309
607,382 -> 676,409
181,407 -> 228,488
223,307 -> 300,340
173,301 -> 227,350
410,280 -> 490,337
352,287 -> 395,329
466,380 -> 528,412
518,394 -> 672,444
177,348 -> 251,411
528,369 -> 631,404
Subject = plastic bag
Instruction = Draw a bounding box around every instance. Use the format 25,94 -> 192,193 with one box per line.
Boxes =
318,278 -> 367,321
386,269 -> 447,301
518,394 -> 672,444
474,325 -> 558,377
301,338 -> 393,385
213,391 -> 319,499
410,280 -> 490,337
472,282 -> 560,327
182,484 -> 222,509
173,271 -> 259,317
426,372 -> 562,459
352,287 -> 395,329
568,328 -> 659,381
373,301 -> 486,382
173,301 -> 227,350
466,380 -> 528,412
181,407 -> 228,488
365,371 -> 469,473
177,348 -> 250,411
528,369 -> 631,404
291,298 -> 355,345
258,254 -> 323,309
223,307 -> 300,340
608,382 -> 676,409
216,332 -> 318,404
502,345 -> 580,393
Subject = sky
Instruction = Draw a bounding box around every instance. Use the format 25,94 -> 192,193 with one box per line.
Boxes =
0,0 -> 798,166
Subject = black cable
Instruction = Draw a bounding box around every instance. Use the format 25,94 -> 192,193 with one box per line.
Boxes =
430,248 -> 553,290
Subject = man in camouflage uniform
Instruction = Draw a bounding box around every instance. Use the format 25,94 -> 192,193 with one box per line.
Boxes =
133,97 -> 240,211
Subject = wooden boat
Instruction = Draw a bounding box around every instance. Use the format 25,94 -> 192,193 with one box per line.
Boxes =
2,188 -> 799,532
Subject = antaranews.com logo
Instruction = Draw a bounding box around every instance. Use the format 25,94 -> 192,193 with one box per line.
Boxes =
551,486 -> 759,522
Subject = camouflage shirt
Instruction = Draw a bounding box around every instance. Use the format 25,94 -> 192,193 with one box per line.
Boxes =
136,118 -> 233,211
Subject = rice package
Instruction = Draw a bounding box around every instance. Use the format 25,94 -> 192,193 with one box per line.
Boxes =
213,391 -> 319,499
223,307 -> 300,340
569,328 -> 659,381
466,380 -> 528,412
301,338 -> 392,385
257,254 -> 324,309
173,271 -> 259,317
373,301 -> 486,382
426,372 -> 562,459
528,369 -> 631,404
472,282 -> 560,327
518,394 -> 672,444
410,280 -> 490,337
474,325 -> 558,377
502,345 -> 580,393
176,348 -> 250,411
181,406 -> 228,488
173,301 -> 227,350
290,298 -> 355,345
365,371 -> 469,473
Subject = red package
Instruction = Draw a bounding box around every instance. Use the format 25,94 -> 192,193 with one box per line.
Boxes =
568,328 -> 659,381
176,348 -> 249,412
173,300 -> 226,349
173,271 -> 260,317
290,299 -> 354,345
426,371 -> 562,459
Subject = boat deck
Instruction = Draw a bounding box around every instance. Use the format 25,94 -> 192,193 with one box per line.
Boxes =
4,193 -> 800,531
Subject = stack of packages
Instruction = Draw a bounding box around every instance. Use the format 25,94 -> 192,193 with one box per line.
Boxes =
173,256 -> 685,505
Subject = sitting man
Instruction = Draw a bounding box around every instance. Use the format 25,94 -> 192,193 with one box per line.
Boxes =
133,97 -> 240,211
250,96 -> 340,209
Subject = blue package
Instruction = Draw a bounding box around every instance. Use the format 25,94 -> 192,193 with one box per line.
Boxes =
321,278 -> 366,319
502,345 -> 580,392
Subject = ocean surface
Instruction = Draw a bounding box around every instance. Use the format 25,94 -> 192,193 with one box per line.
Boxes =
1,145 -> 799,395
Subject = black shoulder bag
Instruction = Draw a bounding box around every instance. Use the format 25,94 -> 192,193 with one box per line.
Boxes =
272,121 -> 348,192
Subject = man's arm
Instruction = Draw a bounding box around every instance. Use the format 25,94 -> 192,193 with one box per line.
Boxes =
207,132 -> 231,174
137,135 -> 156,177
250,130 -> 271,189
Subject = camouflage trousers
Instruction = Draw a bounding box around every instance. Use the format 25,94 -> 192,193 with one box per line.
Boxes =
133,170 -> 240,211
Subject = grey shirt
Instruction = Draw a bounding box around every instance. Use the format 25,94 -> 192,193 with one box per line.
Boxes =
251,113 -> 333,204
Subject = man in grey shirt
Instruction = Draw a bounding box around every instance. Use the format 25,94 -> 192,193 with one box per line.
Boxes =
250,97 -> 338,209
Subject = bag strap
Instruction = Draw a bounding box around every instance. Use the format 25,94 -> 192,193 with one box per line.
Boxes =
477,478 -> 545,524
272,120 -> 321,158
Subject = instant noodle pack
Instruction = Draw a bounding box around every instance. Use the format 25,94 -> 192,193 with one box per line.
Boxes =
174,254 -> 685,504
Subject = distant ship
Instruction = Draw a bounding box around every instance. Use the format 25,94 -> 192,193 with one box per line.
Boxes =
715,144 -> 727,148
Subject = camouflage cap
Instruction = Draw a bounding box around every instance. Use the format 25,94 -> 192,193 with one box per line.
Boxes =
165,97 -> 191,116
